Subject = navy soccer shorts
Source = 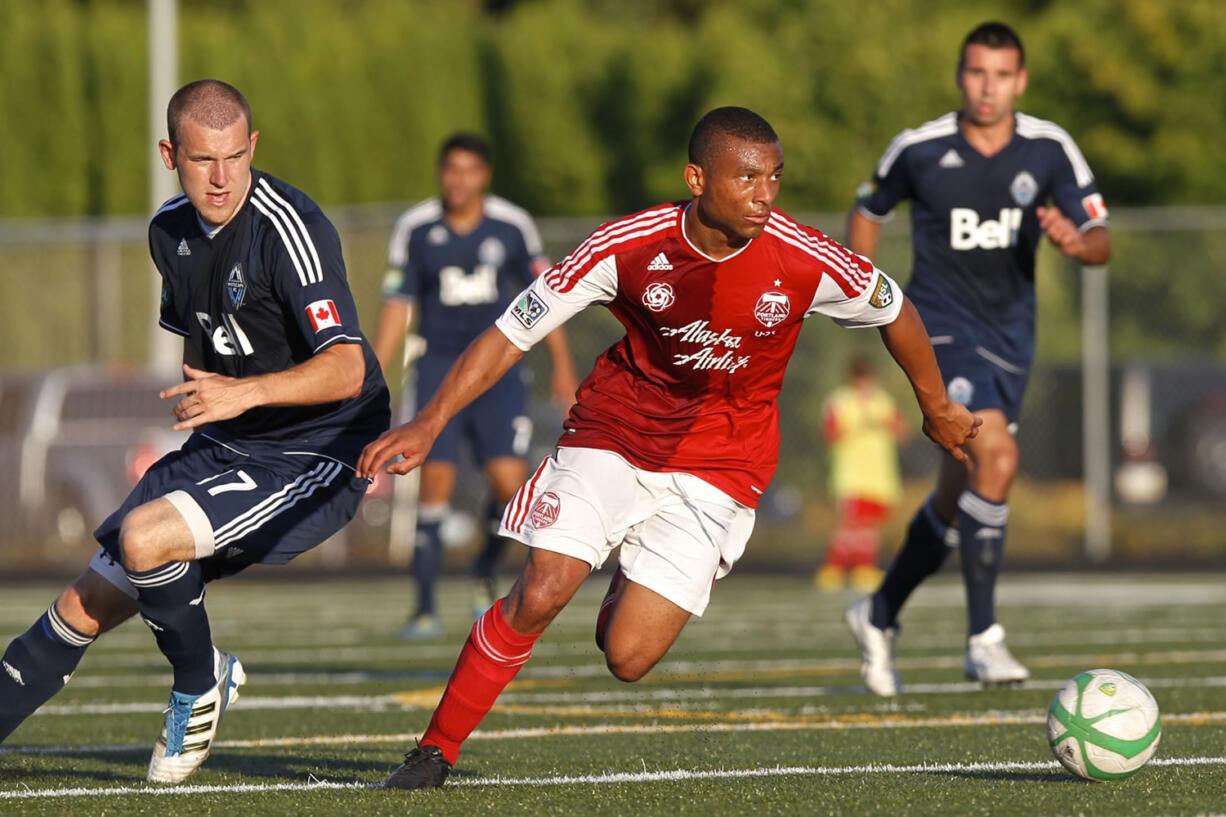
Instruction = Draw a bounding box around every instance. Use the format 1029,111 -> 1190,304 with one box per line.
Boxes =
93,433 -> 368,583
415,353 -> 531,464
930,338 -> 1031,426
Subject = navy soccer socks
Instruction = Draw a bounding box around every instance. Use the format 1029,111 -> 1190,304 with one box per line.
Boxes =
871,497 -> 955,629
955,490 -> 1009,636
412,511 -> 445,617
471,501 -> 508,583
126,561 -> 216,696
0,605 -> 95,742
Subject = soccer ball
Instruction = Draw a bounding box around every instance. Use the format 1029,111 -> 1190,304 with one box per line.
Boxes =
1047,668 -> 1161,781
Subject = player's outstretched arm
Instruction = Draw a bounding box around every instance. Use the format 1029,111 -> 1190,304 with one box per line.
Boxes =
358,325 -> 525,479
877,297 -> 981,461
160,343 -> 365,431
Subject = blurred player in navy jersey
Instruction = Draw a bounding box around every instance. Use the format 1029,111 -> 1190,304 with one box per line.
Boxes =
0,79 -> 389,782
372,134 -> 577,639
359,106 -> 980,788
844,22 -> 1111,695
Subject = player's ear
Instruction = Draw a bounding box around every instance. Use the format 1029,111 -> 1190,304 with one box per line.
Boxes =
684,163 -> 705,197
1015,67 -> 1029,97
159,139 -> 177,171
248,130 -> 260,157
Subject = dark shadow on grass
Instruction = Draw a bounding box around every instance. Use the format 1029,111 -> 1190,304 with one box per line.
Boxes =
923,769 -> 1088,784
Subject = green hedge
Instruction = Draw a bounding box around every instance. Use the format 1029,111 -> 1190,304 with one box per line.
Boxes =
1,0 -> 1223,219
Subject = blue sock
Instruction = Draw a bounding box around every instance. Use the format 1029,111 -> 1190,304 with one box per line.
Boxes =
0,604 -> 95,742
127,561 -> 215,696
956,490 -> 1008,636
413,519 -> 443,617
871,497 -> 957,629
471,501 -> 507,582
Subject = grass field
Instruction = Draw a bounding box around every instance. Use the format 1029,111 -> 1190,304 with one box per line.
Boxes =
1,571 -> 1224,816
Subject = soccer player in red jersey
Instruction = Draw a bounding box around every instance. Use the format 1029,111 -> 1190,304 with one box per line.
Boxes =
358,106 -> 980,788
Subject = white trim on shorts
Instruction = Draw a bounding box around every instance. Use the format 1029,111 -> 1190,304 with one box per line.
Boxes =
164,489 -> 217,559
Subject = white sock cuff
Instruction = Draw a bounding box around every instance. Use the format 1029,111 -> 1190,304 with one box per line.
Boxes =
957,490 -> 1009,527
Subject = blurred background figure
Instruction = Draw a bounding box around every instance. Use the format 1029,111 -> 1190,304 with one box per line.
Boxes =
817,354 -> 909,593
373,133 -> 577,640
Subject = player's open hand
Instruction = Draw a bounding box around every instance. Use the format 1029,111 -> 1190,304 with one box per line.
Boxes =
921,398 -> 981,463
357,420 -> 436,480
160,364 -> 260,431
1037,205 -> 1084,257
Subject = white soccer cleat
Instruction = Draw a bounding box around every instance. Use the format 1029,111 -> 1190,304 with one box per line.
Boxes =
844,596 -> 900,696
147,648 -> 245,784
964,623 -> 1029,687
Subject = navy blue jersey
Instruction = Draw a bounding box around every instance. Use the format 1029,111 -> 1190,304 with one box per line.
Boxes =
857,111 -> 1108,365
150,170 -> 390,454
381,194 -> 547,357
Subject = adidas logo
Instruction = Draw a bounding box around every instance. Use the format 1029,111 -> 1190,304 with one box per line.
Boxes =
177,238 -> 191,256
938,149 -> 964,168
647,252 -> 673,271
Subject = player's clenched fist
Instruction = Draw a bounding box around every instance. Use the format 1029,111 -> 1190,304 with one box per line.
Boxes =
358,420 -> 436,480
920,398 -> 982,464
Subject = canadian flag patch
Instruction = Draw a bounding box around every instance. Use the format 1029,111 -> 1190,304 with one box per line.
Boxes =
306,299 -> 341,332
1081,192 -> 1108,221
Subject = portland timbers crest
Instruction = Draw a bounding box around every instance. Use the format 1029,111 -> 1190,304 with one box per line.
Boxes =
226,262 -> 246,309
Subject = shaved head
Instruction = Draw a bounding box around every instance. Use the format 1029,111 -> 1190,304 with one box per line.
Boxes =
688,106 -> 779,168
166,79 -> 252,147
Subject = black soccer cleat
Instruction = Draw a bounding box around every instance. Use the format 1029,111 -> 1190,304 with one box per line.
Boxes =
384,743 -> 452,790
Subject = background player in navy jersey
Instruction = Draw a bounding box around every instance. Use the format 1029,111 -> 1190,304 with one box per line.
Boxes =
372,133 -> 577,639
0,80 -> 390,782
358,106 -> 979,789
844,22 -> 1111,695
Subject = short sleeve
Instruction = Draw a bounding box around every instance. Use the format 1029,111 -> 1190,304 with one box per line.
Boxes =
855,133 -> 915,223
149,226 -> 190,337
495,256 -> 617,351
1045,135 -> 1108,233
806,266 -> 904,329
264,207 -> 367,354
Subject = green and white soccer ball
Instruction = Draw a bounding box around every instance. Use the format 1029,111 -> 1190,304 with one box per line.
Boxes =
1047,668 -> 1161,781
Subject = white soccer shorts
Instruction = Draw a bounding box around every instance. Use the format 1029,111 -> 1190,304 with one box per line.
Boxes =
500,447 -> 755,616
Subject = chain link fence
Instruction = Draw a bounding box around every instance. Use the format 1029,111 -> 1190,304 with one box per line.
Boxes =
2,205 -> 1223,572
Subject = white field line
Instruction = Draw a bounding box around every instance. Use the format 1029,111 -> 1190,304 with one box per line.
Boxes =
2,755 -> 1225,800
25,674 -> 1226,716
5,710 -> 1224,756
53,645 -> 1226,683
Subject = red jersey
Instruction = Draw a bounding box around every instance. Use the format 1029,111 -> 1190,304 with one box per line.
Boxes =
495,202 -> 901,507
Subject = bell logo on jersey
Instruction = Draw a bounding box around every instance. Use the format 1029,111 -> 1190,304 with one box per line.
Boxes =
306,300 -> 341,333
196,312 -> 254,356
950,208 -> 1022,251
642,282 -> 676,312
753,291 -> 791,328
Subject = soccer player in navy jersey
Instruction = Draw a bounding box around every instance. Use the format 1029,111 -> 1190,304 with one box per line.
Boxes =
844,22 -> 1111,695
0,80 -> 390,782
358,106 -> 980,789
373,134 -> 578,638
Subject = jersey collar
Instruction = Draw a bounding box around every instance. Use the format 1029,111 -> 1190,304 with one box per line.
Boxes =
680,201 -> 755,263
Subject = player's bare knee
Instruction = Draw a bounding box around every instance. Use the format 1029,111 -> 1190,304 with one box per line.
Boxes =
604,650 -> 650,683
118,512 -> 167,572
55,576 -> 134,636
